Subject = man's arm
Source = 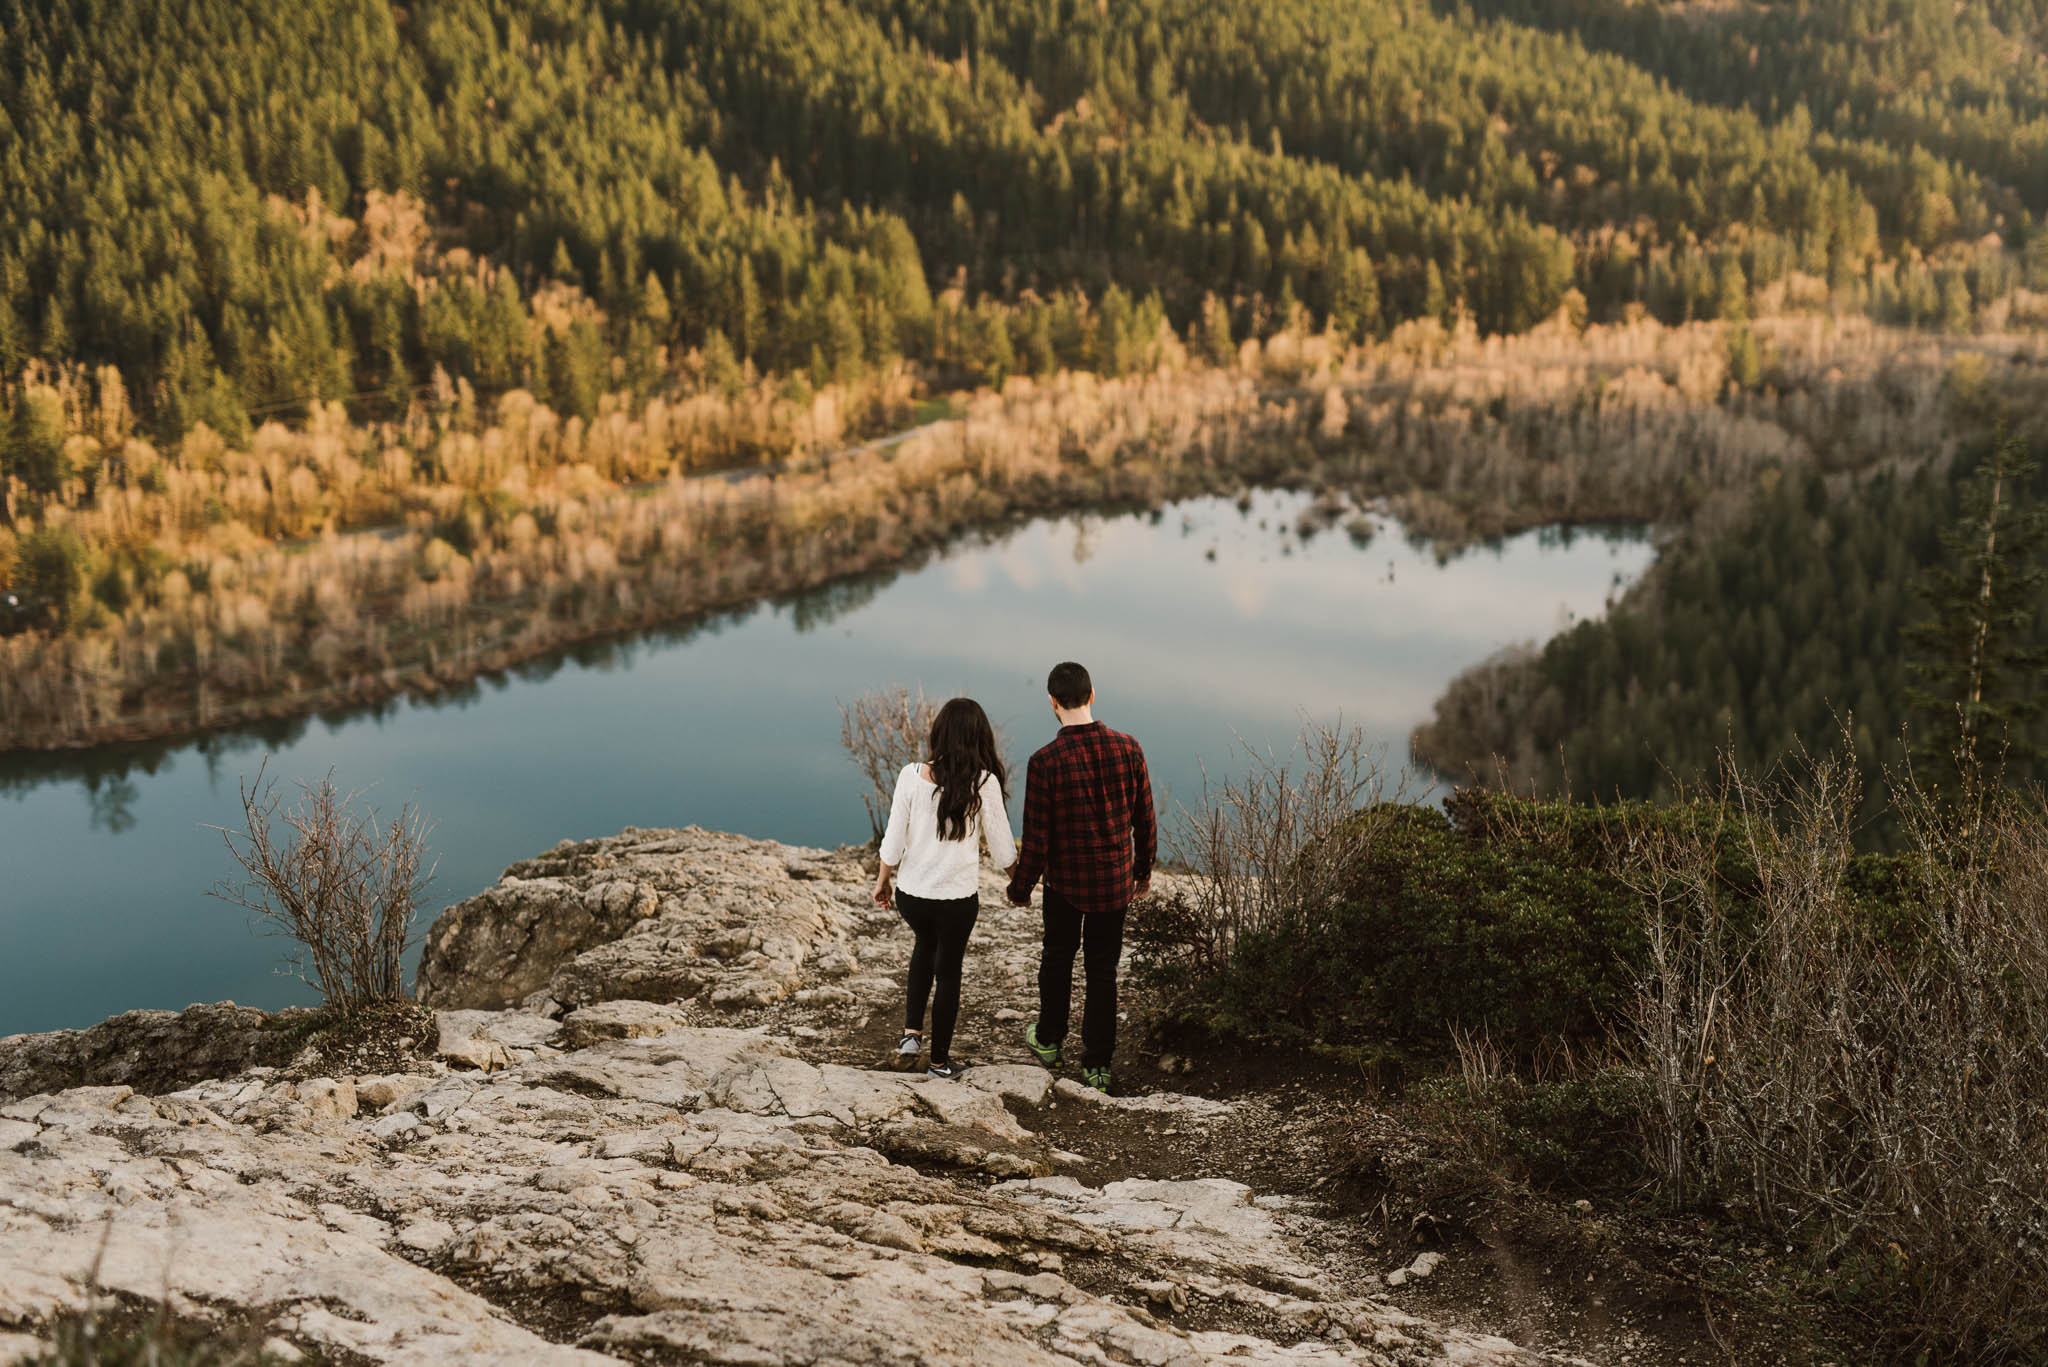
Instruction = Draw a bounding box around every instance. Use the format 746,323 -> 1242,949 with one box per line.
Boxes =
1007,750 -> 1052,905
1130,744 -> 1156,894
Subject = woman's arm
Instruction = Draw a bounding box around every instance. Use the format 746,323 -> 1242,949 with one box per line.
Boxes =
981,772 -> 1018,874
875,767 -> 913,907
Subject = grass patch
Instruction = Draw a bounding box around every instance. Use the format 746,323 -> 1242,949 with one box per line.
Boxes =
910,397 -> 958,426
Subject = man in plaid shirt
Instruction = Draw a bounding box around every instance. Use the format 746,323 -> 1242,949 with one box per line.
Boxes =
1007,661 -> 1156,1091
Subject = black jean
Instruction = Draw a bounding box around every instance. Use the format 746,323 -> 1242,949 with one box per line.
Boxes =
1037,886 -> 1127,1069
898,889 -> 980,1065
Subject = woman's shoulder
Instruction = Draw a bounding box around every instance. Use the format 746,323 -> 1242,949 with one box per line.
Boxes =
897,762 -> 930,784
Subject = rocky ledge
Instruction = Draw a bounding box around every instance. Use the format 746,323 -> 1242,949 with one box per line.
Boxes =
0,827 -> 1555,1367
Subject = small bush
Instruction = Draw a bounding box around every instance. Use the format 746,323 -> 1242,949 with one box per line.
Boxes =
1137,790 -> 1709,1049
1137,782 -> 1926,1055
1329,803 -> 1647,1044
1410,1063 -> 1658,1194
208,763 -> 434,1017
1130,719 -> 1400,1038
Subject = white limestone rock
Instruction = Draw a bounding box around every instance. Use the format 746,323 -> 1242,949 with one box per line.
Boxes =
0,1333 -> 48,1366
560,1000 -> 692,1048
296,1078 -> 357,1120
964,1063 -> 1055,1107
417,829 -> 863,1013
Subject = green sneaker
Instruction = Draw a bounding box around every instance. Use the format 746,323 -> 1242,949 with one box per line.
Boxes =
1024,1022 -> 1063,1070
1082,1066 -> 1112,1093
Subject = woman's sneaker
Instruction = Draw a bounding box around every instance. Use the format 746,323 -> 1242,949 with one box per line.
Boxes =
926,1059 -> 964,1080
896,1032 -> 921,1069
1082,1066 -> 1112,1093
1024,1022 -> 1063,1070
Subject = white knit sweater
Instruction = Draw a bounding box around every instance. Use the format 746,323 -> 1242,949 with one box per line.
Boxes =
878,763 -> 1018,899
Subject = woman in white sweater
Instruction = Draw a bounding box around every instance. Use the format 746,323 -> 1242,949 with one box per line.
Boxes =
872,697 -> 1016,1078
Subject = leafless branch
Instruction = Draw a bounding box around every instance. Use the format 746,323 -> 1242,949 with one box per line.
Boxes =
208,759 -> 434,1017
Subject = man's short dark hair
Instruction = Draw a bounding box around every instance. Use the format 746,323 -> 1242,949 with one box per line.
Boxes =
1048,661 -> 1092,709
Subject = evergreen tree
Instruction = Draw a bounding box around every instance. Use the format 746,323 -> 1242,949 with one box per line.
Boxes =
4,385 -> 70,501
1905,434 -> 2048,789
1714,257 -> 1748,322
1726,324 -> 1761,390
1199,293 -> 1235,366
15,524 -> 88,631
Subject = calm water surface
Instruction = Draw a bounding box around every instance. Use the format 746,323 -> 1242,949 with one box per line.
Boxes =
0,490 -> 1652,1035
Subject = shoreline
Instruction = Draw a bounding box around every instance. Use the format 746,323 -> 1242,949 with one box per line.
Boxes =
0,461 -> 1284,760
7,316 -> 2035,760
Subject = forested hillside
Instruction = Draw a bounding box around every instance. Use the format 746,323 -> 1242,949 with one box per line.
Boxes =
1463,0 -> 2048,226
4,0 -> 2048,760
2,0 -> 2045,446
1413,439 -> 2048,823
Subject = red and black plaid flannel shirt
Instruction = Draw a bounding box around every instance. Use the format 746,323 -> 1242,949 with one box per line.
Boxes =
1006,722 -> 1156,913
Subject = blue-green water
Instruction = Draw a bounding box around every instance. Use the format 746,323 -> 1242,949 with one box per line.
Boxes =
0,490 -> 1651,1036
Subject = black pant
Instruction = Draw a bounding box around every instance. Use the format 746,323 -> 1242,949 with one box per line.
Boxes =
898,889 -> 980,1065
1037,886 -> 1127,1069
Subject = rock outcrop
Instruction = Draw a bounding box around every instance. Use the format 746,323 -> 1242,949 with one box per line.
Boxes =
0,827 -> 1560,1367
415,829 -> 863,1012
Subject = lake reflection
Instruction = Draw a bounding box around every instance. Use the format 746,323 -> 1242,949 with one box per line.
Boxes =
0,490 -> 1652,1035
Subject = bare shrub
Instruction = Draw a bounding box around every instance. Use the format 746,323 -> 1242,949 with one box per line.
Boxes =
839,687 -> 940,843
838,685 -> 1011,842
209,763 -> 433,1017
1610,769 -> 1750,1210
1621,752 -> 2048,1358
1153,718 -> 1403,986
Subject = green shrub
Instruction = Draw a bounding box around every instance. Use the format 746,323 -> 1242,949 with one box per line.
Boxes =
1410,1066 -> 1658,1193
1136,787 -> 1929,1055
1328,803 -> 1646,1044
16,524 -> 91,632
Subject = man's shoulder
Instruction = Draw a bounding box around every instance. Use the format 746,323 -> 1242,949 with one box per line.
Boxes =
1033,724 -> 1144,764
1100,725 -> 1145,756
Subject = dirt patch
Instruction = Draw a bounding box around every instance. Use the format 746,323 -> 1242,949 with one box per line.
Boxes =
22,1292 -> 375,1366
1055,1252 -> 1311,1341
283,1001 -> 437,1080
424,1261 -> 632,1350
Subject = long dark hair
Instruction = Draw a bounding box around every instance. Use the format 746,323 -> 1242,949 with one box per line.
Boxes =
929,697 -> 1007,841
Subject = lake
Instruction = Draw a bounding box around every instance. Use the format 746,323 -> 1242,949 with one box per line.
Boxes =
0,489 -> 1652,1036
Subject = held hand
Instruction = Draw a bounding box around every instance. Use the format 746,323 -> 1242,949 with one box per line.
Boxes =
1133,879 -> 1151,900
872,877 -> 892,909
